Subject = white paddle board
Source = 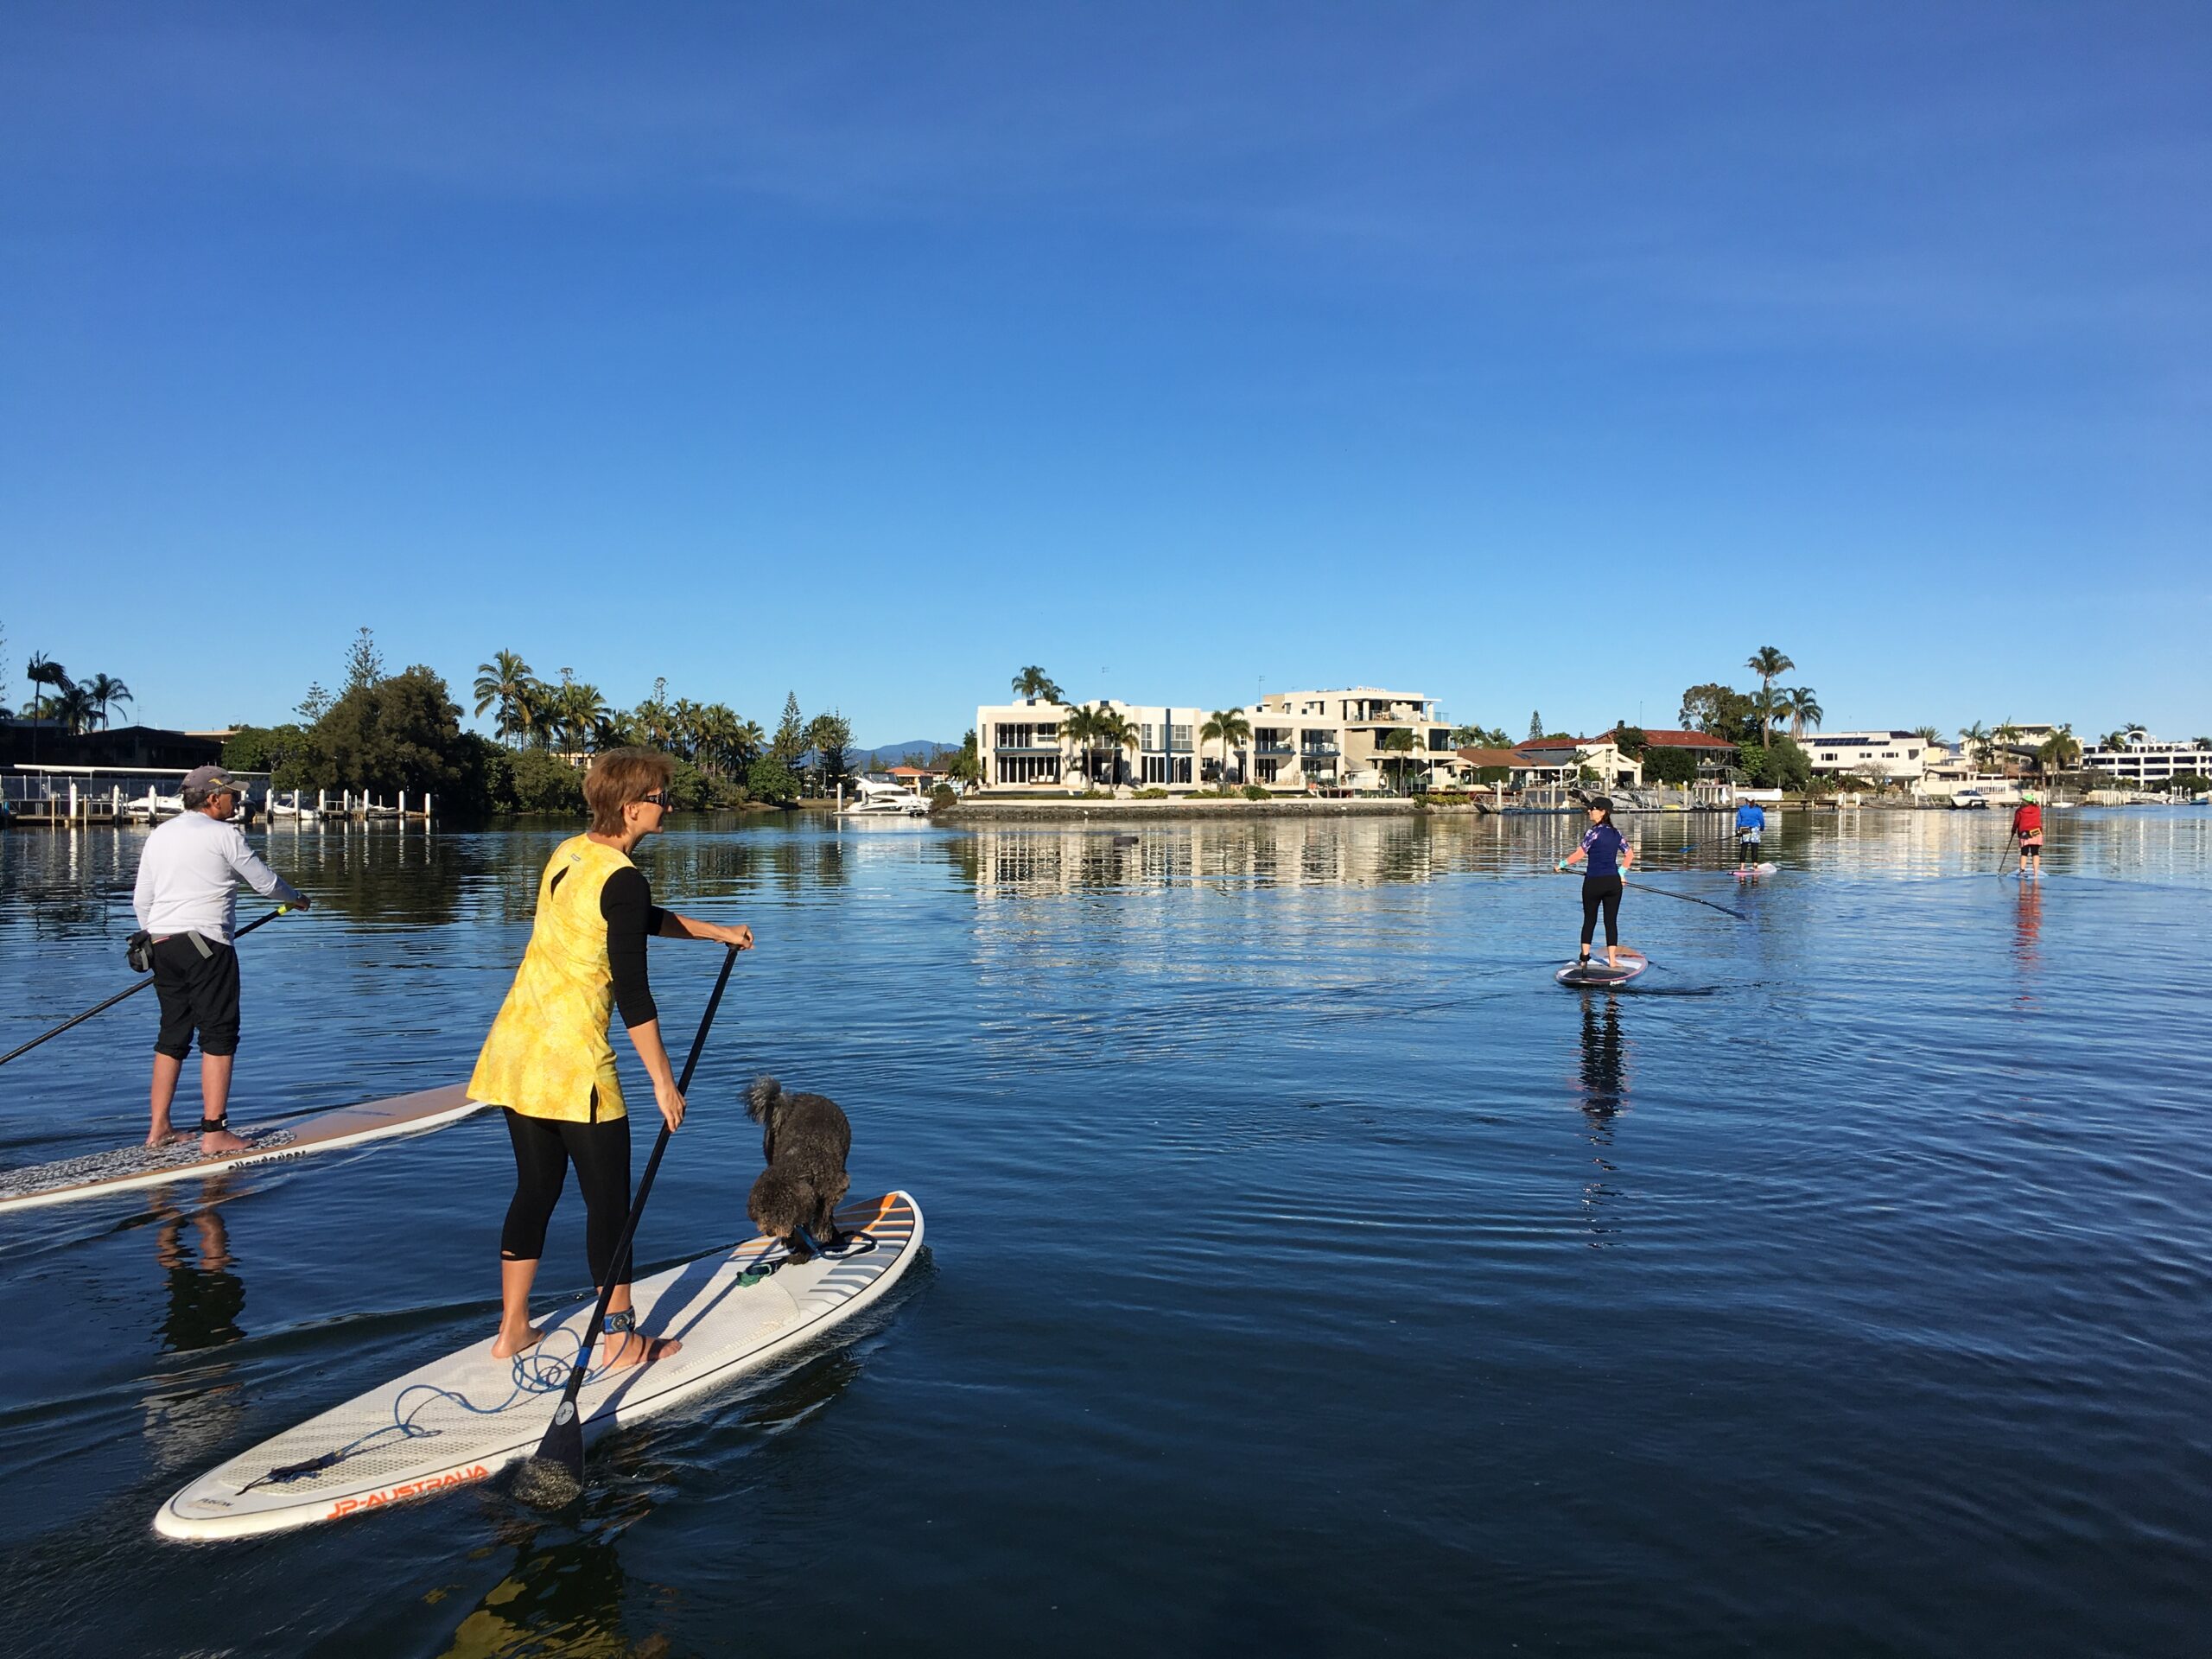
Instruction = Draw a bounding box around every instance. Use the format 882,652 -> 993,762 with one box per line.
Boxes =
156,1190 -> 924,1541
1556,949 -> 1648,988
0,1084 -> 486,1217
1733,862 -> 1778,880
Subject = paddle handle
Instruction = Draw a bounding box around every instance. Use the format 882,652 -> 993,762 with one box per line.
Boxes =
0,906 -> 290,1070
554,944 -> 741,1406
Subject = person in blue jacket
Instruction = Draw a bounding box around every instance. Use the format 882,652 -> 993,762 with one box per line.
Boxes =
1734,798 -> 1767,868
1558,797 -> 1633,969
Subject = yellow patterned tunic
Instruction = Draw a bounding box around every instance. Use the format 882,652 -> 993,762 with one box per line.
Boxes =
468,835 -> 634,1123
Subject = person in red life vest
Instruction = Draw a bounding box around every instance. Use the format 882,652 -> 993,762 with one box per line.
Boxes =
2011,791 -> 2044,877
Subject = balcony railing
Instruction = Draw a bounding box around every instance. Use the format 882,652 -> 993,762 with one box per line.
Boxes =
995,743 -> 1061,753
1255,744 -> 1294,756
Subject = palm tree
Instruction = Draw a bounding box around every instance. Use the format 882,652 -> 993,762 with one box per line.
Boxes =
1991,719 -> 2023,779
474,651 -> 539,746
1095,708 -> 1140,786
1960,721 -> 1991,772
1784,687 -> 1823,740
25,652 -> 69,722
1058,703 -> 1101,785
82,672 -> 132,728
1744,647 -> 1794,747
733,717 -> 766,771
1749,686 -> 1788,749
556,681 -> 608,761
52,682 -> 98,735
1010,665 -> 1064,704
1199,708 -> 1250,789
1379,726 -> 1418,794
2037,723 -> 2082,778
1913,725 -> 1942,746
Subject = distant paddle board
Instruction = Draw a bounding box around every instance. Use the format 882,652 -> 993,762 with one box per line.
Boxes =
156,1190 -> 924,1541
1556,950 -> 1648,988
0,1084 -> 485,1217
1733,862 -> 1779,880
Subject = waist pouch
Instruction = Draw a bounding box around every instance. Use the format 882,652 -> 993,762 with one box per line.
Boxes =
127,931 -> 156,973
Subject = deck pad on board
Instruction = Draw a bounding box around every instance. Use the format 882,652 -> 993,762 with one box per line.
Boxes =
156,1190 -> 924,1541
1556,950 -> 1649,988
0,1084 -> 483,1215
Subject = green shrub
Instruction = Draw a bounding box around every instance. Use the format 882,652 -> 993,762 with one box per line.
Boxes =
1135,786 -> 1170,800
931,784 -> 958,810
1241,784 -> 1269,800
746,756 -> 800,804
505,747 -> 586,814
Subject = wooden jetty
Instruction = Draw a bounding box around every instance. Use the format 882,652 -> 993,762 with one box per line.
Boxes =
1,766 -> 434,829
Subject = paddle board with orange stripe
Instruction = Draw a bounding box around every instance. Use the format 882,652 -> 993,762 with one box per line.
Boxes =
155,1189 -> 925,1540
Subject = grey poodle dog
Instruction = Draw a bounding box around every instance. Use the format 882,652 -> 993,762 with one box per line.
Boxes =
746,1076 -> 851,1259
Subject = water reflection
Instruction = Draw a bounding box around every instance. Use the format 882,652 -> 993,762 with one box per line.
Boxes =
433,1506 -> 661,1659
151,1181 -> 246,1352
2012,880 -> 2044,1004
1574,998 -> 1629,1246
137,1177 -> 250,1468
964,818 -> 1467,900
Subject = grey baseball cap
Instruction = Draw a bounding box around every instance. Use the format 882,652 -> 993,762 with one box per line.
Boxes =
181,765 -> 249,795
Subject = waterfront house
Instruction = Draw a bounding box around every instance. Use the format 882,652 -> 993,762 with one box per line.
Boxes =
1511,735 -> 1643,790
1803,731 -> 1942,784
2080,731 -> 2212,786
974,685 -> 1459,795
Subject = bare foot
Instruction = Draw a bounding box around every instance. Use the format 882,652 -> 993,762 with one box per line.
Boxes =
492,1325 -> 545,1360
146,1125 -> 188,1148
600,1332 -> 681,1372
200,1129 -> 251,1155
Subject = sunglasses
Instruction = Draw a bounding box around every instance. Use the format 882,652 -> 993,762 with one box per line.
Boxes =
639,790 -> 671,808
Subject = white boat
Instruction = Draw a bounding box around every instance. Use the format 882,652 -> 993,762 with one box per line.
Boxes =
842,776 -> 929,817
268,791 -> 320,822
124,790 -> 184,820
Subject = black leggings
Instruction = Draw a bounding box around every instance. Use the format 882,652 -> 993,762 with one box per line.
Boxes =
1580,875 -> 1624,947
500,1107 -> 633,1287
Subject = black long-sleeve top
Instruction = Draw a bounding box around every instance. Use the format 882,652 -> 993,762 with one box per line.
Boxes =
601,866 -> 669,1028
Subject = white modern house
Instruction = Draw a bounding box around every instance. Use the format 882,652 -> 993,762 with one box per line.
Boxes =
2079,731 -> 2212,786
974,686 -> 1460,795
1803,731 -> 1943,784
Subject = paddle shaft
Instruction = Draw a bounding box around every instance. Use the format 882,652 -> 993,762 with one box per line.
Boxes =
0,906 -> 289,1070
537,944 -> 741,1441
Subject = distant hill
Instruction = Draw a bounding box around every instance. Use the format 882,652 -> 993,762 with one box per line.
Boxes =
851,739 -> 959,769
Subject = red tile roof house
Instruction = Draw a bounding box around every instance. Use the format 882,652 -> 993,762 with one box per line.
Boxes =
888,764 -> 950,790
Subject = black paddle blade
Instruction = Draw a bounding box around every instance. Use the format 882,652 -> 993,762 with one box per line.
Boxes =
513,1400 -> 586,1509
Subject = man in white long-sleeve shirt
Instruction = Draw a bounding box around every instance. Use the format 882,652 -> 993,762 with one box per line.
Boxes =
132,765 -> 309,1153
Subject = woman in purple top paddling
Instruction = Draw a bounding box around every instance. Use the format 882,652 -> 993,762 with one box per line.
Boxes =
1556,797 -> 1635,969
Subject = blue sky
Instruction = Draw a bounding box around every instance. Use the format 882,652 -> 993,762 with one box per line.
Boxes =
3,3 -> 2206,746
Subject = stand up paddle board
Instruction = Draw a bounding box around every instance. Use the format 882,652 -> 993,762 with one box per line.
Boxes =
0,1084 -> 485,1217
1733,862 -> 1778,880
156,1190 -> 924,1541
1556,950 -> 1648,988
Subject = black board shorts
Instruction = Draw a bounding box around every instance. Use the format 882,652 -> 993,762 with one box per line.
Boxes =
152,935 -> 242,1058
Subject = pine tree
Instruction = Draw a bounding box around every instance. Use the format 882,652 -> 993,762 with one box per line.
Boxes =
296,681 -> 334,723
1528,710 -> 1543,742
772,691 -> 806,763
343,627 -> 385,692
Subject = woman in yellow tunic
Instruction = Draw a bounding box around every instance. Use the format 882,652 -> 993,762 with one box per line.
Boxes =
470,749 -> 753,1370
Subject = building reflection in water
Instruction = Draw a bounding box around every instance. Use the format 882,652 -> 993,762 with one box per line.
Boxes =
1574,996 -> 1630,1246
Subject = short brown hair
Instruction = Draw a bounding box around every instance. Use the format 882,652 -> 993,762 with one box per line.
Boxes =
584,748 -> 676,836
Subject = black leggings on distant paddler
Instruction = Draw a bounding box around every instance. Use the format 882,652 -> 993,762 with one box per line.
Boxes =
499,1105 -> 632,1287
1580,875 -> 1624,947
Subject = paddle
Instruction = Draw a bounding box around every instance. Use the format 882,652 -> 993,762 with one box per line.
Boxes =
1554,863 -> 1746,921
1620,877 -> 1746,920
0,906 -> 292,1070
512,943 -> 741,1510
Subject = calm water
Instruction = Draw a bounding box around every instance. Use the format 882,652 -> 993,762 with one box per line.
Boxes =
1,809 -> 2208,1657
